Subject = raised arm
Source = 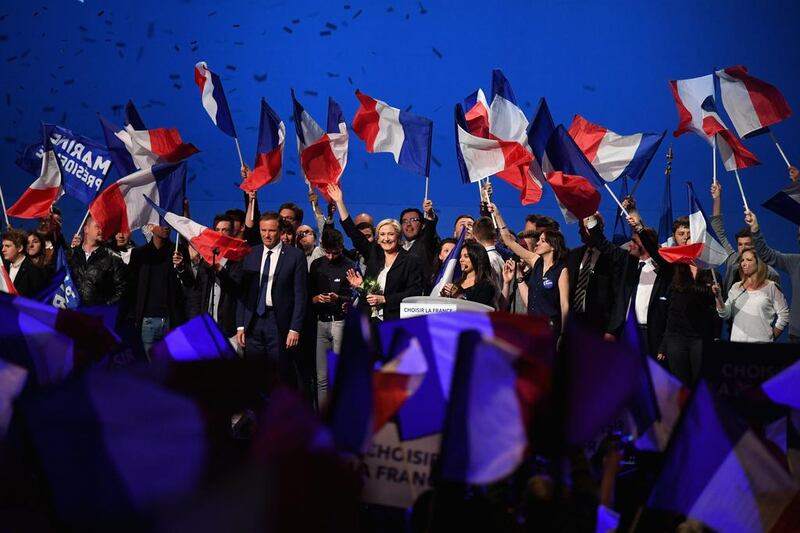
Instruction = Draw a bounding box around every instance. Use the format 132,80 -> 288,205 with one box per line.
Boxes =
327,183 -> 371,258
746,210 -> 799,273
709,181 -> 735,255
490,203 -> 539,266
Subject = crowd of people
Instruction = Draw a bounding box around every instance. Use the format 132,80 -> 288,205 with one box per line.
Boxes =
2,167 -> 798,398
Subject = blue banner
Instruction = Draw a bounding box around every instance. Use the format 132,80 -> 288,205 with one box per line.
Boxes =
16,124 -> 113,205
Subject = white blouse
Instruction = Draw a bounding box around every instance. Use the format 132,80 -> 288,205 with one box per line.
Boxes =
718,280 -> 790,343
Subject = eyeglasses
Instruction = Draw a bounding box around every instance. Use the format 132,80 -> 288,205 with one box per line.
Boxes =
296,230 -> 314,238
401,217 -> 421,224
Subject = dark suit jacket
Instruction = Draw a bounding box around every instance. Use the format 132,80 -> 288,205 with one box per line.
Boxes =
588,224 -> 673,356
566,244 -> 616,333
4,257 -> 45,298
181,260 -> 241,337
404,215 -> 439,292
128,240 -> 191,329
235,243 -> 307,337
342,216 -> 423,321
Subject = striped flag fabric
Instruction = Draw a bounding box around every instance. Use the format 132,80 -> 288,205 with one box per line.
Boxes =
371,330 -> 427,432
687,182 -> 728,268
715,65 -> 792,138
647,381 -> 800,533
634,357 -> 688,451
89,161 -> 186,238
193,61 -> 237,138
150,314 -> 237,361
99,115 -> 199,176
763,180 -> 800,227
143,196 -> 250,265
669,75 -> 760,171
241,98 -> 285,192
463,88 -> 490,138
568,114 -> 665,182
0,263 -> 17,295
352,90 -> 433,177
7,127 -> 62,219
291,90 -> 349,199
429,226 -> 466,296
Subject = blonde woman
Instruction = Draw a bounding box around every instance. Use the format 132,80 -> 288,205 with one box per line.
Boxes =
713,248 -> 789,342
327,184 -> 423,321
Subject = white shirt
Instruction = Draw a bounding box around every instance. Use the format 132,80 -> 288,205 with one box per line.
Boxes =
718,280 -> 790,343
259,241 -> 283,308
376,265 -> 390,321
634,258 -> 657,324
8,257 -> 24,282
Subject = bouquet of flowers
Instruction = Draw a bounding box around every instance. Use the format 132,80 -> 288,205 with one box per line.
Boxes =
357,277 -> 384,318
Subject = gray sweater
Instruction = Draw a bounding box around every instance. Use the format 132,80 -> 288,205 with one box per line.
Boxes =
710,215 -> 781,296
751,229 -> 799,337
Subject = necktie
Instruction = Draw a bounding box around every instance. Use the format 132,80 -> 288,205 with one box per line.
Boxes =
256,250 -> 273,316
573,248 -> 593,313
629,261 -> 646,322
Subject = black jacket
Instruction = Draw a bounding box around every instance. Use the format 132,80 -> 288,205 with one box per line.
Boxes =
566,244 -> 616,334
66,245 -> 128,306
3,257 -> 46,298
181,259 -> 241,337
403,215 -> 440,293
588,224 -> 673,357
127,240 -> 191,329
342,216 -> 423,321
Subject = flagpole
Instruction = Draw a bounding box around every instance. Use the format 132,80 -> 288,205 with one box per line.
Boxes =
423,176 -> 429,203
603,183 -> 630,218
733,168 -> 750,211
712,135 -> 717,184
0,184 -> 10,228
175,233 -> 180,253
480,179 -> 499,228
233,137 -> 245,169
76,207 -> 91,237
768,130 -> 792,168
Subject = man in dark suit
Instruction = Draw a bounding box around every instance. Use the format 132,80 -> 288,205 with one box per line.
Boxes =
400,200 -> 439,292
235,211 -> 307,386
586,213 -> 673,357
2,229 -> 45,297
567,214 -> 616,334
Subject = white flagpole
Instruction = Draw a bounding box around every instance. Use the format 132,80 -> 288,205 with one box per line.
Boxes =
233,137 -> 245,169
0,184 -> 10,228
175,233 -> 181,253
75,207 -> 91,237
768,130 -> 792,168
734,169 -> 750,211
712,135 -> 718,184
603,182 -> 630,218
424,176 -> 429,203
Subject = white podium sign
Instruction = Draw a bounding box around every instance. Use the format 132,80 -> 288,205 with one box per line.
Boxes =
400,296 -> 493,318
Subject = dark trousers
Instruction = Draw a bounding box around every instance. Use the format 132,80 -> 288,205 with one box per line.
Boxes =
663,335 -> 704,386
245,309 -> 297,388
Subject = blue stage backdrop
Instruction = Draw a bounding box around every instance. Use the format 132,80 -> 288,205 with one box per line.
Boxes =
1,0 -> 798,261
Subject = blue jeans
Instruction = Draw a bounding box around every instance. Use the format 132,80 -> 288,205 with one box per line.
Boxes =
141,316 -> 169,356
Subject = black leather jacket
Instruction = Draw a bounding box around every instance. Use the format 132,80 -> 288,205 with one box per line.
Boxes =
66,245 -> 128,306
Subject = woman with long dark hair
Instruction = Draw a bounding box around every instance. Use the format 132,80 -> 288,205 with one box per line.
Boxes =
439,240 -> 498,308
658,263 -> 719,385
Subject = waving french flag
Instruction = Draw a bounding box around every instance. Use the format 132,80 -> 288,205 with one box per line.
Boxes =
568,114 -> 665,182
463,88 -> 490,138
669,75 -> 760,171
89,162 -> 186,238
143,196 -> 250,265
543,125 -> 603,222
7,127 -> 62,219
124,100 -> 147,130
488,70 -> 543,204
194,61 -> 237,138
291,90 -> 349,199
454,104 -> 533,189
99,115 -> 199,177
430,226 -> 466,296
715,65 -> 792,138
352,90 -> 433,177
687,182 -> 728,268
241,98 -> 285,192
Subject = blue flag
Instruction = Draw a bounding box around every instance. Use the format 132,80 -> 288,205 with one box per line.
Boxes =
38,247 -> 81,309
612,177 -> 631,245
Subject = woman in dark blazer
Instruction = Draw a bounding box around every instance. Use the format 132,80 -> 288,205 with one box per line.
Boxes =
327,184 -> 423,321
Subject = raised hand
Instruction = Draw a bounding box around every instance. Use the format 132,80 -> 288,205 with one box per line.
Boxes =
346,268 -> 363,289
710,181 -> 721,199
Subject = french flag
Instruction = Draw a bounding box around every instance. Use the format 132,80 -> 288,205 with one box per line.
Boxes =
763,180 -> 800,227
0,264 -> 17,295
193,61 -> 237,138
715,65 -> 792,138
150,314 -> 237,362
568,114 -> 665,182
99,115 -> 199,177
378,311 -> 554,440
241,98 -> 285,192
352,90 -> 433,177
124,99 -> 147,130
89,161 -> 186,238
143,196 -> 250,266
648,381 -> 800,533
371,330 -> 428,432
634,357 -> 688,452
543,125 -> 604,222
669,75 -> 760,171
488,70 -> 543,204
463,88 -> 490,138
659,183 -> 727,267
7,127 -> 62,219
291,90 -> 349,200
454,104 -> 533,190
438,331 -> 542,484
429,226 -> 466,296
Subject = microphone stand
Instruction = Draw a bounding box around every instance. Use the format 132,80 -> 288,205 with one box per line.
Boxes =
206,248 -> 221,318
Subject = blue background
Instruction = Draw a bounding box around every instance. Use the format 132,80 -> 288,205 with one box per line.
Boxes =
1,0 -> 798,256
